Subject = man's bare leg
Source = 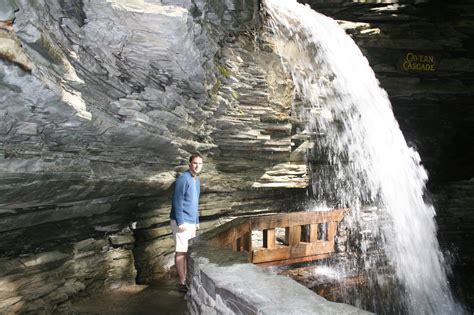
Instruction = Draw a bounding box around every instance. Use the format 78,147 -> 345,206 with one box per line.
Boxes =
175,252 -> 187,284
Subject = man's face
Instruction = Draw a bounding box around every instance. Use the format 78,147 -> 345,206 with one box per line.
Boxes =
189,157 -> 203,176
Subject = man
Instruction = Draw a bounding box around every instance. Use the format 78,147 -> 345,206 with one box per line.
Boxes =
170,153 -> 203,293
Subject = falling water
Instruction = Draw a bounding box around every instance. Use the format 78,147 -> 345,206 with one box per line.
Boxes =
264,1 -> 464,314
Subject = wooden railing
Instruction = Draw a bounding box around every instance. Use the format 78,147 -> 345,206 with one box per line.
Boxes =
203,209 -> 348,267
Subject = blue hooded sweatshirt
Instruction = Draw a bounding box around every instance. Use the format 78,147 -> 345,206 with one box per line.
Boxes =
170,171 -> 200,225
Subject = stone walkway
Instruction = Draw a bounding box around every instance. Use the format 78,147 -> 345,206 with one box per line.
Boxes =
69,278 -> 186,315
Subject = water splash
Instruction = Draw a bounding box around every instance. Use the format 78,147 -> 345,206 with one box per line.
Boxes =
264,1 -> 464,314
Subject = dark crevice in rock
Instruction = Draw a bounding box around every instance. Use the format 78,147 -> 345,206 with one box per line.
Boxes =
58,0 -> 86,27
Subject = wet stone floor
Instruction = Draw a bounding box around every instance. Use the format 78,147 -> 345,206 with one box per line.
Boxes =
68,278 -> 187,315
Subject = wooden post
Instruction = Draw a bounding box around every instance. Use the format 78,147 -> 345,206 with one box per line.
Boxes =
242,232 -> 251,252
327,221 -> 338,242
310,224 -> 318,243
263,229 -> 276,249
235,237 -> 241,251
288,226 -> 301,246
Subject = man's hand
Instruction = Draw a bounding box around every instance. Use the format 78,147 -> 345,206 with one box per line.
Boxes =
177,224 -> 186,232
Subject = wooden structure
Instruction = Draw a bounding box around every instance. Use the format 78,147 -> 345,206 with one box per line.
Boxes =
205,209 -> 348,267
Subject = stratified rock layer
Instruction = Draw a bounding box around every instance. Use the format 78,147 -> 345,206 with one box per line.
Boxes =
0,0 -> 309,312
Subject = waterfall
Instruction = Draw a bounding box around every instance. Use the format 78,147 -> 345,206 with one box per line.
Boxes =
264,1 -> 464,314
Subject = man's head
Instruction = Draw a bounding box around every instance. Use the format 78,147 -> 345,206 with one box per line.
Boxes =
188,153 -> 203,176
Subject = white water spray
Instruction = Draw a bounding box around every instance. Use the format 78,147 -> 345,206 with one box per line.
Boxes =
264,1 -> 463,314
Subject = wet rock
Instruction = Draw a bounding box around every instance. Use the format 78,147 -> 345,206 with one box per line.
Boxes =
109,234 -> 135,247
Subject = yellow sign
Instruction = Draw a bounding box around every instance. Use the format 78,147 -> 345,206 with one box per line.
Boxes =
401,52 -> 438,72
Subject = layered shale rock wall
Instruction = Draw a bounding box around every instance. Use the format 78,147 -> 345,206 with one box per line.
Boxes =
0,0 -> 310,312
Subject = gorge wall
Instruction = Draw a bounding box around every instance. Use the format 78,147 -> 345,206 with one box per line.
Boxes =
0,0 -> 311,312
0,0 -> 473,312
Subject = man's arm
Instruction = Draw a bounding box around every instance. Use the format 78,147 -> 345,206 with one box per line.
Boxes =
172,176 -> 187,227
195,178 -> 200,226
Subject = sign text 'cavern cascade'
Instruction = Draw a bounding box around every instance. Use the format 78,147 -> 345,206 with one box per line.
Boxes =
400,52 -> 439,73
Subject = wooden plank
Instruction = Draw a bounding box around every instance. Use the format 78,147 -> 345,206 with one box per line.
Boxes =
202,217 -> 248,242
209,221 -> 251,248
250,214 -> 289,230
252,245 -> 293,264
255,253 -> 330,267
250,209 -> 347,230
212,227 -> 238,248
310,241 -> 334,254
263,229 -> 276,249
251,242 -> 335,264
207,229 -> 235,248
287,209 -> 347,226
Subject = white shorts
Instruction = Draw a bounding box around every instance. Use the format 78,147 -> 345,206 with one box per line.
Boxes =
170,220 -> 197,253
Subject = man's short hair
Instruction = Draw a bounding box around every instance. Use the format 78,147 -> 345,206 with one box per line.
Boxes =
189,153 -> 203,163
